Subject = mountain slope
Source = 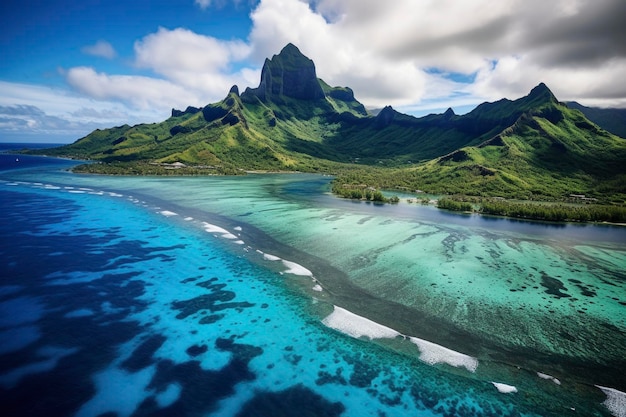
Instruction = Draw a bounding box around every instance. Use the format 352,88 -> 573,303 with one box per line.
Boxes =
36,44 -> 626,201
44,44 -> 370,169
566,101 -> 626,138
398,98 -> 626,200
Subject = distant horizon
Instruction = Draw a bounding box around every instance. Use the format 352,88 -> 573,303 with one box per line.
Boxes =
0,89 -> 619,145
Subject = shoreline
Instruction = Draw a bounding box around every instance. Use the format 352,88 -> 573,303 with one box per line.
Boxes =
10,149 -> 625,226
3,162 -> 626,415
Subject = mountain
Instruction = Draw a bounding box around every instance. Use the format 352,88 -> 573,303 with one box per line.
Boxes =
37,44 -> 626,202
405,95 -> 626,200
566,101 -> 626,138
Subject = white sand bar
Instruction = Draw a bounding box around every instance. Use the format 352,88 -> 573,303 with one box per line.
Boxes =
322,306 -> 400,339
281,260 -> 313,277
322,305 -> 479,372
409,337 -> 478,372
596,385 -> 626,417
537,372 -> 561,385
492,382 -> 518,394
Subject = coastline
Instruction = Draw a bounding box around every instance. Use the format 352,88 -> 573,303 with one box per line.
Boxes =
2,152 -> 626,416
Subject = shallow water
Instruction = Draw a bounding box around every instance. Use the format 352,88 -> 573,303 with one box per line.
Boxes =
1,151 -> 625,417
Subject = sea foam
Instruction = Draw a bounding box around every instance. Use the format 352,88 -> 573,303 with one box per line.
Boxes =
537,372 -> 561,385
492,382 -> 517,394
281,260 -> 313,277
409,337 -> 478,372
322,305 -> 479,372
202,222 -> 238,239
596,386 -> 626,417
322,306 -> 400,339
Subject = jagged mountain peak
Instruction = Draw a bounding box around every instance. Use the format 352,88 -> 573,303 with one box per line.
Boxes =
443,107 -> 456,118
242,43 -> 325,101
526,82 -> 558,105
276,43 -> 307,61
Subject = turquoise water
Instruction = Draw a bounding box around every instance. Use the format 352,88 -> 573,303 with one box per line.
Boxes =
1,151 -> 625,416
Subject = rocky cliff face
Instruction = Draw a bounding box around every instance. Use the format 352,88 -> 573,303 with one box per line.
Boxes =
242,43 -> 325,101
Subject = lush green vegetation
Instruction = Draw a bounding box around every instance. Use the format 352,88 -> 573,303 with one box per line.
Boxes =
71,161 -> 244,176
436,196 -> 626,223
26,46 -> 626,224
436,198 -> 473,212
331,181 -> 399,203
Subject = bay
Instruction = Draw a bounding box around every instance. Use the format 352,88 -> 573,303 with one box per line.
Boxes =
1,150 -> 625,417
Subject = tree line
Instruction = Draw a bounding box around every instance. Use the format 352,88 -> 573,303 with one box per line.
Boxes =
437,197 -> 626,223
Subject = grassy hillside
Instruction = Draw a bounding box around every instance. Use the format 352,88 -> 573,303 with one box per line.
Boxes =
333,101 -> 626,203
566,101 -> 626,138
31,45 -> 626,206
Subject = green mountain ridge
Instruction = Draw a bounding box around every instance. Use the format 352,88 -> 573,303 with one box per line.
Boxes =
566,101 -> 626,139
38,44 -> 626,202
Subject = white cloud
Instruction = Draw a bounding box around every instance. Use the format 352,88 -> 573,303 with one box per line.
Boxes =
133,27 -> 252,100
0,81 -> 166,142
60,28 -> 258,117
66,66 -> 202,111
247,0 -> 626,110
81,40 -> 117,59
6,0 -> 625,143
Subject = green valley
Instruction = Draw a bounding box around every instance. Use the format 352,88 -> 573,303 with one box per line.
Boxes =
32,44 -> 626,218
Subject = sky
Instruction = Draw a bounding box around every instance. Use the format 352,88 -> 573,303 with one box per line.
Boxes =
1,0 -> 625,143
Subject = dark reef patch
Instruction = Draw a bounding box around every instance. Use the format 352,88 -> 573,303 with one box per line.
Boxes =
171,292 -> 252,319
235,384 -> 345,417
199,313 -> 225,324
185,344 -> 208,357
121,334 -> 167,372
540,273 -> 571,298
134,337 -> 263,416
567,279 -> 597,297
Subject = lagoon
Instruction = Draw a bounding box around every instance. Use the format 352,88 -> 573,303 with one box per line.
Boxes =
1,149 -> 625,416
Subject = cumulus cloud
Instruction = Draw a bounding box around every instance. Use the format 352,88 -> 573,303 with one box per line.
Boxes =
62,27 -> 260,114
0,104 -> 75,132
248,0 -> 626,110
0,104 -> 98,142
81,40 -> 117,59
66,66 -> 202,111
0,81 -> 166,142
133,27 -> 253,96
34,0 -> 622,135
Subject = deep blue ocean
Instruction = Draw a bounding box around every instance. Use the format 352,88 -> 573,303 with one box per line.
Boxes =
1,144 -> 625,417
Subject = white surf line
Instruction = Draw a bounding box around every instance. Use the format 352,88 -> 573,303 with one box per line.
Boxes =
596,386 -> 626,417
281,259 -> 314,277
491,382 -> 518,394
256,250 -> 322,292
322,305 -> 478,372
408,337 -> 478,372
202,222 -> 241,241
262,252 -> 281,261
159,210 -> 178,217
537,372 -> 561,385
